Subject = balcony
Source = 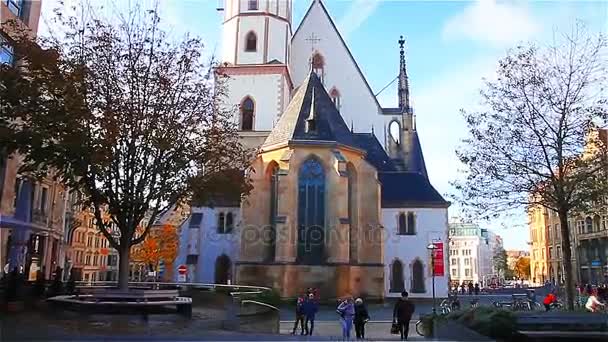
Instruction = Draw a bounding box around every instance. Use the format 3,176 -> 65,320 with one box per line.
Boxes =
577,230 -> 608,241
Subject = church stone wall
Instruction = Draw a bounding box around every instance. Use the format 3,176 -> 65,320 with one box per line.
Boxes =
237,263 -> 384,300
237,145 -> 384,299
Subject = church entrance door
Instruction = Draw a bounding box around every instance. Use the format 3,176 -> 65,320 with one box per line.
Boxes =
214,254 -> 231,284
297,158 -> 325,264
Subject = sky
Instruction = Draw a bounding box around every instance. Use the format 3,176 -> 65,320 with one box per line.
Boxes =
38,0 -> 608,250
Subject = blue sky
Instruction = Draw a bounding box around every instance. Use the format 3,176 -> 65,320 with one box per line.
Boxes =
39,1 -> 608,250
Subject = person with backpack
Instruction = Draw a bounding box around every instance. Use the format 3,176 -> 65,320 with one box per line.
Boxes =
393,291 -> 415,341
354,298 -> 370,339
291,295 -> 306,335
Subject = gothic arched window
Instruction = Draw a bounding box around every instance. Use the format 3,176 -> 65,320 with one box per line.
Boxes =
218,212 -> 225,234
297,157 -> 325,264
398,213 -> 407,235
411,259 -> 425,293
330,87 -> 341,111
585,216 -> 593,233
245,31 -> 257,52
267,162 -> 279,261
407,212 -> 416,235
390,259 -> 405,292
225,212 -> 234,233
389,120 -> 400,144
241,97 -> 254,130
347,163 -> 357,262
311,52 -> 324,82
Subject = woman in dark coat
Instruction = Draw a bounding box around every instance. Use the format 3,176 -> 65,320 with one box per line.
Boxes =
354,298 -> 370,339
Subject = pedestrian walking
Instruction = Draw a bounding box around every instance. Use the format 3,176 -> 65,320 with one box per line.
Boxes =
474,283 -> 480,296
393,291 -> 415,341
467,282 -> 474,295
291,295 -> 305,335
337,296 -> 355,340
460,282 -> 466,295
302,293 -> 318,336
354,298 -> 369,340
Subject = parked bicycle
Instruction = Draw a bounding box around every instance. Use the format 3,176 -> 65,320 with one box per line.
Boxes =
415,319 -> 425,336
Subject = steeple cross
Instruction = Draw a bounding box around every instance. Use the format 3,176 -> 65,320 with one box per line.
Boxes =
306,32 -> 322,54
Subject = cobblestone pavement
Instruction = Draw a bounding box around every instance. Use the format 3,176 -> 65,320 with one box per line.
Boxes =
280,320 -> 428,341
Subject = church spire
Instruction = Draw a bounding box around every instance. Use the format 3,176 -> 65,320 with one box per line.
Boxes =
398,36 -> 410,112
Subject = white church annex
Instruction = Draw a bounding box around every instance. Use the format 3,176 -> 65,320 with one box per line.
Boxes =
175,0 -> 450,299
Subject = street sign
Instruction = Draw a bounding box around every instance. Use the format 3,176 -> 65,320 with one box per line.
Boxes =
432,241 -> 444,276
591,260 -> 602,267
178,274 -> 186,282
178,264 -> 187,275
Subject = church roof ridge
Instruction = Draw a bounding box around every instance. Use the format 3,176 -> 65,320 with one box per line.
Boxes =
262,71 -> 358,150
292,0 -> 382,112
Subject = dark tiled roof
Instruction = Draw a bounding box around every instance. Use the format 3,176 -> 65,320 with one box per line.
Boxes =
378,172 -> 449,208
352,133 -> 395,172
404,131 -> 428,178
381,107 -> 402,115
352,133 -> 445,207
262,71 -> 356,149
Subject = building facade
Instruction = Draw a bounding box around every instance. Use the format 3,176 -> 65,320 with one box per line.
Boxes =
448,222 -> 500,288
528,205 -> 550,285
0,0 -> 48,278
175,0 -> 450,299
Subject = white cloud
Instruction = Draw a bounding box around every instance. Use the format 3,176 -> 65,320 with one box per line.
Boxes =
442,0 -> 539,46
337,0 -> 379,38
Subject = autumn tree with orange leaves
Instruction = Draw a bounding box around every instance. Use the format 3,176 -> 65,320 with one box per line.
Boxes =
131,224 -> 179,281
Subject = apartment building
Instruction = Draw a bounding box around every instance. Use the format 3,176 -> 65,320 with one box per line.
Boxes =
448,221 -> 501,287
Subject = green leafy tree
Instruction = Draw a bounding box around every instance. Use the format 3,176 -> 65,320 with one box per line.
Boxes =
0,4 -> 252,290
453,25 -> 608,309
493,246 -> 513,280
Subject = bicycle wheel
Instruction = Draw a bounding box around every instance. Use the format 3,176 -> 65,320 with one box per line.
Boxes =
415,320 -> 425,336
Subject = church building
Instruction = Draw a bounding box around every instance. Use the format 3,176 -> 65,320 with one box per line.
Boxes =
175,0 -> 450,299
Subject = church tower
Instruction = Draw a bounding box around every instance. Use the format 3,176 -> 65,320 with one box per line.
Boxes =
387,36 -> 428,177
218,0 -> 293,141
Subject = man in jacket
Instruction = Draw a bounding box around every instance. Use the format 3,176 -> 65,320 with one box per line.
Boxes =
393,291 -> 415,340
302,293 -> 318,336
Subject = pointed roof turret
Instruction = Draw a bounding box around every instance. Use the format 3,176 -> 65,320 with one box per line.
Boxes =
262,71 -> 356,150
398,36 -> 410,112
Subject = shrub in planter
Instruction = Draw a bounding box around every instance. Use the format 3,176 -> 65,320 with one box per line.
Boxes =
419,313 -> 447,337
447,306 -> 517,340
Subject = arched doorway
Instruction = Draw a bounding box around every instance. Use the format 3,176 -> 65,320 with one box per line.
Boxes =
411,259 -> 425,293
390,259 -> 405,292
297,158 -> 325,264
214,254 -> 231,284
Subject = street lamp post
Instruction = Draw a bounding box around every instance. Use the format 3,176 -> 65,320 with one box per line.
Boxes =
427,243 -> 438,316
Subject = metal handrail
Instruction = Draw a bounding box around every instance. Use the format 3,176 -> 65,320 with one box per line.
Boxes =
240,299 -> 279,312
74,281 -> 271,298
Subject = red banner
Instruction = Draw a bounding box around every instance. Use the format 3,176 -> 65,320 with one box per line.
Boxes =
432,242 -> 444,276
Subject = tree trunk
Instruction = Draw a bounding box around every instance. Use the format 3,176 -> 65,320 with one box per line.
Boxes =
558,208 -> 575,310
118,244 -> 131,291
